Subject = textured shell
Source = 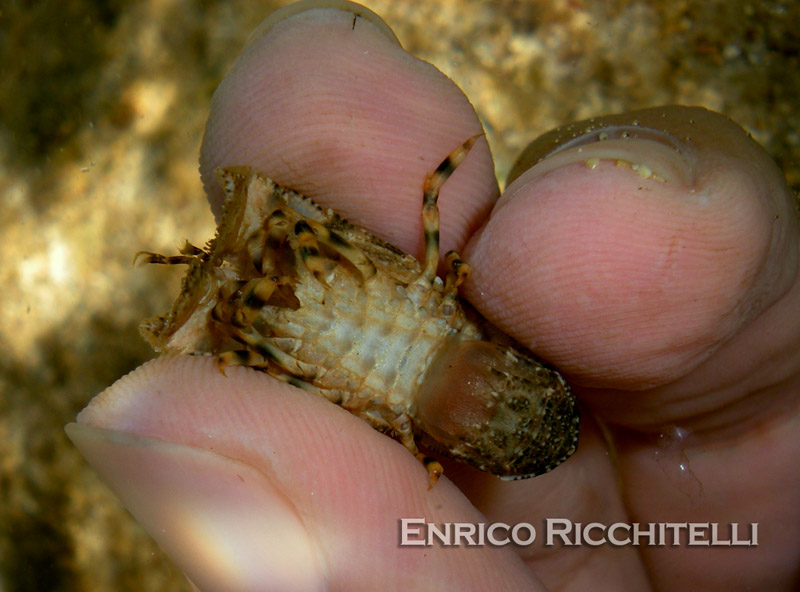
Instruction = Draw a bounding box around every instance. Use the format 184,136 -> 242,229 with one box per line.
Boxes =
140,166 -> 579,480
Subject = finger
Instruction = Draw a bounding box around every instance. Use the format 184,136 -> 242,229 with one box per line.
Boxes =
199,0 -> 498,262
462,106 -> 800,590
464,106 -> 799,394
67,356 -> 544,592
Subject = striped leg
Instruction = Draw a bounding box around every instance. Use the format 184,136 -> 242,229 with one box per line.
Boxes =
420,134 -> 482,283
293,220 -> 333,278
292,217 -> 378,283
133,240 -> 206,267
252,208 -> 293,275
304,219 -> 376,281
443,249 -> 470,294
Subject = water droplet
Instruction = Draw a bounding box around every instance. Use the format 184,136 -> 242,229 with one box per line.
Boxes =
653,426 -> 704,503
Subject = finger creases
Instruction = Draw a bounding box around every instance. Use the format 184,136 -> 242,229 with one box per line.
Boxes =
70,355 -> 544,592
200,3 -> 497,262
464,106 -> 799,423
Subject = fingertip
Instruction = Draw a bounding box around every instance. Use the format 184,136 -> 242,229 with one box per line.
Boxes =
66,421 -> 324,592
199,2 -> 496,257
464,106 -> 798,389
73,356 -> 541,590
244,0 -> 400,51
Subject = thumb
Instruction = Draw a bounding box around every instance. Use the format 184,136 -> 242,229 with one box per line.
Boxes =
464,106 -> 798,395
67,355 -> 543,592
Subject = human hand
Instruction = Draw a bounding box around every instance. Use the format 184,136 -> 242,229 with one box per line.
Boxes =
66,2 -> 800,591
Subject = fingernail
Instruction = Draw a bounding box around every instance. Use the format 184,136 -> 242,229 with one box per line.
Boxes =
508,110 -> 698,189
246,0 -> 400,51
66,422 -> 324,592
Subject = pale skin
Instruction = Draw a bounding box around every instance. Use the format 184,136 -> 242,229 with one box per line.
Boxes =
68,2 -> 800,591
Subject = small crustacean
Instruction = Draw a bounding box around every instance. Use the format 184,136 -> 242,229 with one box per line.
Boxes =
136,137 -> 579,486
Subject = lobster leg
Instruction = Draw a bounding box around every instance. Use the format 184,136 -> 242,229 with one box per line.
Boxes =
392,414 -> 444,489
133,251 -> 196,266
293,220 -> 334,279
419,134 -> 481,283
304,219 -> 377,281
443,249 -> 470,294
134,240 -> 207,267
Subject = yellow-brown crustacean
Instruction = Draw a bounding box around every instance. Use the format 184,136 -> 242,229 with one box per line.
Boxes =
136,137 -> 579,486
